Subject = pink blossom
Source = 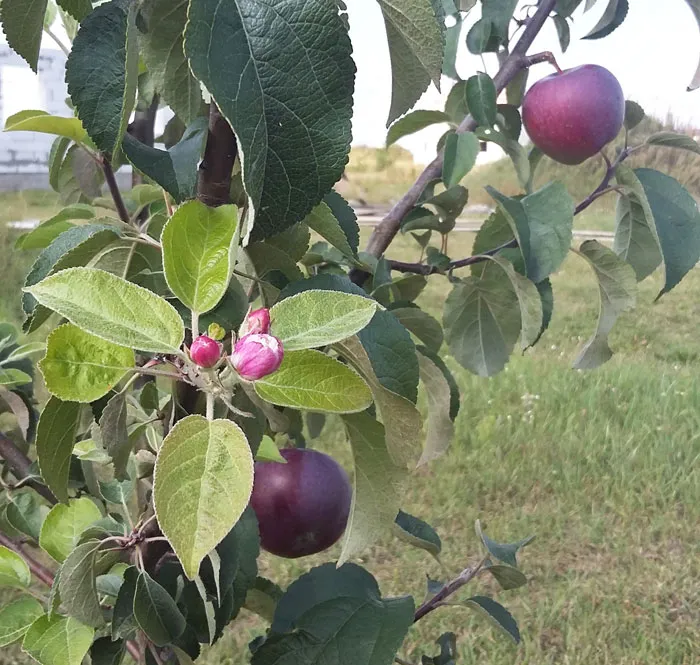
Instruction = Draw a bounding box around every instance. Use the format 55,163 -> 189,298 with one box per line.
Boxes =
189,335 -> 222,368
231,334 -> 284,380
239,308 -> 271,337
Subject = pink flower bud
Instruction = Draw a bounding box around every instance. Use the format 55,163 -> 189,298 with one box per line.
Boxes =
239,308 -> 271,337
190,335 -> 222,368
231,334 -> 284,381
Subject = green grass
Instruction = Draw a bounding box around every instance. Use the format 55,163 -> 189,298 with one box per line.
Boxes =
2,210 -> 700,665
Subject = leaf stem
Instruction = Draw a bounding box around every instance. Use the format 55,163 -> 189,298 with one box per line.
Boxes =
206,393 -> 215,420
44,27 -> 70,57
191,311 -> 199,337
101,155 -> 131,225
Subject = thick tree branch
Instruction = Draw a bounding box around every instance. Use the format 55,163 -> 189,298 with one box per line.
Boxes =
0,431 -> 57,504
197,103 -> 238,207
101,155 -> 131,225
352,0 -> 558,284
0,533 -> 55,586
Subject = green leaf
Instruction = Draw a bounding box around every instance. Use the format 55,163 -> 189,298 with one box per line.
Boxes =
53,146 -> 104,206
336,336 -> 422,468
487,182 -> 575,283
444,80 -> 469,124
112,567 -> 137,640
394,510 -> 441,558
386,111 -> 452,148
552,14 -> 570,51
477,128 -> 530,190
56,0 -> 92,21
35,396 -> 81,504
40,498 -> 103,562
0,546 -> 31,588
22,615 -> 94,665
443,132 -> 480,188
0,0 -> 48,71
583,0 -> 629,39
4,111 -> 90,145
89,637 -> 126,665
463,596 -> 520,643
339,413 -> 406,565
185,0 -> 354,240
573,240 -> 637,369
442,5 -> 463,80
390,306 -> 443,353
466,73 -> 497,127
466,18 -> 492,54
416,346 -> 460,420
25,267 -> 185,353
0,597 -> 44,647
266,224 -> 312,264
422,632 -> 457,665
645,131 -> 700,155
480,0 -> 518,47
39,324 -> 134,403
323,191 -> 360,254
416,351 -> 454,465
134,572 -> 187,647
48,138 -> 72,193
475,520 -> 534,567
303,202 -> 358,262
0,368 -> 32,388
254,350 -> 373,414
66,0 -> 139,154
255,436 -> 286,463
270,291 -> 377,351
624,100 -> 645,130
5,492 -> 46,542
378,0 -> 444,125
59,540 -> 110,627
139,0 -> 202,124
630,168 -> 700,296
153,415 -> 254,580
162,201 -> 238,315
485,564 -> 528,590
259,563 -> 414,665
99,392 -> 130,480
3,342 -> 45,364
244,577 -> 283,623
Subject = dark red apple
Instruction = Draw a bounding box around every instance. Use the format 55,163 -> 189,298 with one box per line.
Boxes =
522,64 -> 625,165
250,448 -> 351,558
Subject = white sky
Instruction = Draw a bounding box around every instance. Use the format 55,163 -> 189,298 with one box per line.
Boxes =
348,0 -> 700,162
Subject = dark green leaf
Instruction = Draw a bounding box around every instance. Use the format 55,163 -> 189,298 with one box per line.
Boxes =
443,132 -> 480,187
464,596 -> 520,643
99,392 -> 129,481
645,132 -> 700,155
475,520 -> 535,568
495,104 -> 522,141
466,73 -> 497,127
186,0 -> 354,240
57,0 -> 92,21
416,346 -> 459,420
582,0 -> 629,39
390,306 -> 443,353
90,637 -> 125,665
531,278 -> 553,348
0,0 -> 48,72
112,566 -> 138,640
324,191 -> 360,255
422,632 -> 456,665
386,111 -> 452,148
624,100 -> 645,130
466,18 -> 492,54
5,492 -> 45,542
244,577 -> 284,623
134,571 -> 187,647
553,15 -> 570,51
394,510 -> 442,557
506,68 -> 529,107
480,0 -> 518,47
59,540 -> 110,627
444,80 -> 468,124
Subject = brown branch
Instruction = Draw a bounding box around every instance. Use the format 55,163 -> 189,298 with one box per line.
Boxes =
129,95 -> 160,225
0,533 -> 56,587
101,155 -> 131,225
197,103 -> 238,207
351,0 -> 559,284
0,431 -> 57,504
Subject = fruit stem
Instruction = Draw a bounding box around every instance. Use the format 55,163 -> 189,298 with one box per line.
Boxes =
520,51 -> 562,73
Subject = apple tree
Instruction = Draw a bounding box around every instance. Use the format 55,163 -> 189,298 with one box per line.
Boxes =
0,0 -> 699,663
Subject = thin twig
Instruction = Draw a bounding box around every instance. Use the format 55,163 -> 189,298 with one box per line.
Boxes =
574,148 -> 629,215
101,155 -> 131,224
44,28 -> 70,57
0,432 -> 57,504
0,533 -> 56,587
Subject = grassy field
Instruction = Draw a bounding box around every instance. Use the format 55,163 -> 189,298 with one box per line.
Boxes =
1,200 -> 699,664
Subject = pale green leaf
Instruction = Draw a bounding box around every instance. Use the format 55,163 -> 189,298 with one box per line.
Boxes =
254,350 -> 373,414
133,572 -> 186,647
270,291 -> 377,351
4,111 -> 90,146
2,342 -> 45,364
573,240 -> 637,369
386,110 -> 452,147
39,324 -> 134,403
416,352 -> 454,465
35,396 -> 81,504
645,131 -> 700,155
0,0 -> 48,71
153,415 -> 254,580
339,413 -> 406,565
303,202 -> 358,262
185,0 -> 354,239
0,546 -> 31,588
0,368 -> 32,388
255,436 -> 286,463
22,615 -> 94,665
0,597 -> 44,647
162,201 -> 238,314
443,131 -> 480,188
25,267 -> 185,353
66,0 -> 139,154
40,498 -> 103,563
378,0 -> 444,124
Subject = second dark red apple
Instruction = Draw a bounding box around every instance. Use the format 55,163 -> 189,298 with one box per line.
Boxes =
522,64 -> 625,165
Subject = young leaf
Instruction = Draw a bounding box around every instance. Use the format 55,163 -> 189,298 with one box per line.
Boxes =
0,546 -> 31,588
573,240 -> 637,369
303,201 -> 358,262
35,396 -> 81,504
139,0 -> 202,124
153,415 -> 254,580
416,352 -> 455,465
39,324 -> 134,403
25,268 -> 185,354
394,510 -> 442,557
270,291 -> 377,351
254,350 -> 373,414
466,73 -> 498,127
485,564 -> 528,590
134,572 -> 187,647
475,520 -> 535,567
339,413 -> 406,565
40,498 -> 103,563
185,0 -> 354,240
4,111 -> 91,146
583,0 -> 629,39
0,597 -> 44,647
0,368 -> 32,389
66,0 -> 139,154
645,131 -> 700,155
624,100 -> 645,130
442,132 -> 480,188
161,201 -> 238,315
390,307 -> 443,353
386,110 -> 452,148
58,540 -> 109,627
463,596 -> 520,643
255,436 -> 286,464
377,0 -> 444,125
22,615 -> 94,665
0,0 -> 48,71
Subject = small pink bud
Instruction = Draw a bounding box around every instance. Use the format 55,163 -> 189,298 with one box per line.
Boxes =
231,334 -> 284,381
190,335 -> 222,368
239,308 -> 271,337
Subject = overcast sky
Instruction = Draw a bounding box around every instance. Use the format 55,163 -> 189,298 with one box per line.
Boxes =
349,0 -> 700,162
